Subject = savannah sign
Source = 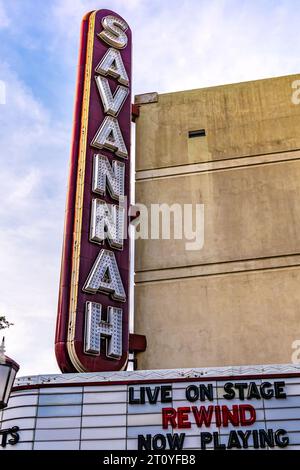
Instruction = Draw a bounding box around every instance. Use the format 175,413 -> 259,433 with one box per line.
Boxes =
55,9 -> 132,372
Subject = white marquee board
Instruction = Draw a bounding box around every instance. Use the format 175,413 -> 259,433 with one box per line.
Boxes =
1,364 -> 300,450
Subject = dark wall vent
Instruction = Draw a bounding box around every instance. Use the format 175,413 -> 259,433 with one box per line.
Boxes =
188,129 -> 206,138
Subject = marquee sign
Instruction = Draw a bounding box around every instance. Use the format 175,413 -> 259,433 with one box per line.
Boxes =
131,381 -> 289,450
55,9 -> 132,372
3,367 -> 300,450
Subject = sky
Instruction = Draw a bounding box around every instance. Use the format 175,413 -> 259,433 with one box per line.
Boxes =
0,0 -> 299,377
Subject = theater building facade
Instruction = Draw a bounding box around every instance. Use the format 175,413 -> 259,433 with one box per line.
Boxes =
1,8 -> 300,451
134,73 -> 300,371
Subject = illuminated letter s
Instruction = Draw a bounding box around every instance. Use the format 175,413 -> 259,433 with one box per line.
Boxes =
98,15 -> 128,49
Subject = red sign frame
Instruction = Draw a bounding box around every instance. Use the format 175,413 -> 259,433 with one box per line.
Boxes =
55,9 -> 132,372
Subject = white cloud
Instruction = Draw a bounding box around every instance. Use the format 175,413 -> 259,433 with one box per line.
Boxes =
0,1 -> 10,29
50,0 -> 147,67
0,63 -> 69,376
49,0 -> 300,98
130,0 -> 300,94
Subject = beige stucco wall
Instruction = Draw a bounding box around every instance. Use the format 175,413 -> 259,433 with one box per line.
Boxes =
134,74 -> 300,370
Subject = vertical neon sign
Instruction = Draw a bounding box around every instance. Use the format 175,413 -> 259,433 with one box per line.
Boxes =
55,9 -> 132,372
